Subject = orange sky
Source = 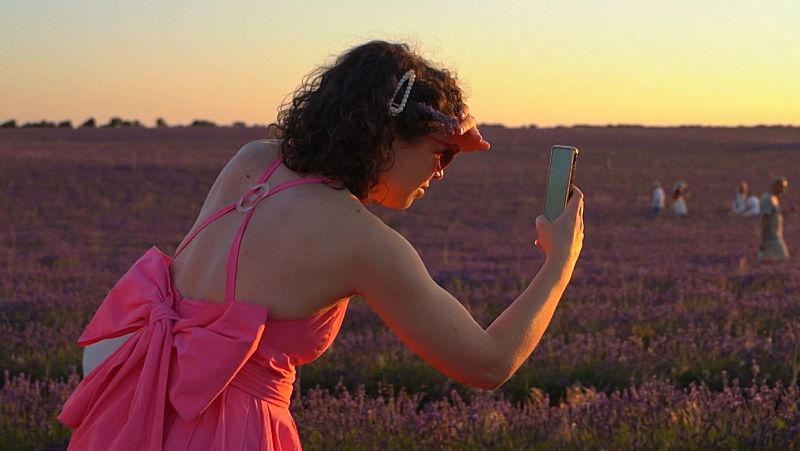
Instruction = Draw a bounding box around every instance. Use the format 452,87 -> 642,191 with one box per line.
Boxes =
2,1 -> 798,127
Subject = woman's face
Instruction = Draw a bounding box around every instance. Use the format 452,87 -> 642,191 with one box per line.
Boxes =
369,135 -> 450,209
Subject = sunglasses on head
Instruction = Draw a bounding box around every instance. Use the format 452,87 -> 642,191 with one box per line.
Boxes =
425,135 -> 460,171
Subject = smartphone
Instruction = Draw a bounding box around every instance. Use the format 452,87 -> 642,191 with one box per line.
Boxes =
543,145 -> 579,221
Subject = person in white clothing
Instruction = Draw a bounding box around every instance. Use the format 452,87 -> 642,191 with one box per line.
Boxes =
652,181 -> 665,215
672,181 -> 688,216
744,192 -> 761,217
731,181 -> 748,215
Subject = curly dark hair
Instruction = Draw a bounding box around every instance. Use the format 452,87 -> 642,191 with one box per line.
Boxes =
275,41 -> 464,200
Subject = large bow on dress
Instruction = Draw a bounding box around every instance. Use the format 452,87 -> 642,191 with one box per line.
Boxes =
58,247 -> 269,449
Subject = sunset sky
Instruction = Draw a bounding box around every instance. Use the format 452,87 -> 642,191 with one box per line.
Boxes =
2,0 -> 798,128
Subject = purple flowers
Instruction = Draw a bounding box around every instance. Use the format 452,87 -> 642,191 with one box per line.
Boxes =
2,125 -> 800,448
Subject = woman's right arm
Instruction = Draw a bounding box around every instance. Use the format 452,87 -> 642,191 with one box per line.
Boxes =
350,189 -> 584,389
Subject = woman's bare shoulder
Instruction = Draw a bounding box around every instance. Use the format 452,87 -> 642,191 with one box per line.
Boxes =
293,189 -> 401,262
234,139 -> 280,160
332,203 -> 412,264
213,139 -> 281,184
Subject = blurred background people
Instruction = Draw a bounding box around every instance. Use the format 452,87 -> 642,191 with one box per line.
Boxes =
731,181 -> 749,215
672,181 -> 688,216
758,177 -> 791,261
744,190 -> 761,216
652,181 -> 665,215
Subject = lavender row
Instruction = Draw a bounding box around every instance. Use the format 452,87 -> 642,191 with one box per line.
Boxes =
4,265 -> 800,399
4,370 -> 798,450
295,374 -> 800,450
303,295 -> 800,402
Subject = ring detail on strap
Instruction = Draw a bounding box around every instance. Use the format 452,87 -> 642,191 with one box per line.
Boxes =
236,182 -> 271,212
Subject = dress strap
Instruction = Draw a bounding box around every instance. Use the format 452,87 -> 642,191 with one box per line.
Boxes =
257,153 -> 283,184
173,154 -> 284,258
173,152 -> 330,304
173,205 -> 235,257
223,175 -> 329,304
175,154 -> 330,303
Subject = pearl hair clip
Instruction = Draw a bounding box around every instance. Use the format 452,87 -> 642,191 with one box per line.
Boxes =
388,70 -> 416,116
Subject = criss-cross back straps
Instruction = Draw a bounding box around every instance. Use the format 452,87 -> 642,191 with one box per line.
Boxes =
173,155 -> 282,258
223,175 -> 327,303
173,154 -> 330,304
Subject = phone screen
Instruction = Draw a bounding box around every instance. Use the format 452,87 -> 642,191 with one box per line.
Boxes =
543,145 -> 579,221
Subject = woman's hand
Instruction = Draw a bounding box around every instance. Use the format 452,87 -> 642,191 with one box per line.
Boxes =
535,186 -> 585,269
448,105 -> 491,152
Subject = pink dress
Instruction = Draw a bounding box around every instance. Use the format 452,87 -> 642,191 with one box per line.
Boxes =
58,155 -> 348,450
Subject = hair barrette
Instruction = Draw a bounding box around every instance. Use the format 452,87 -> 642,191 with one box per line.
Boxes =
388,70 -> 416,116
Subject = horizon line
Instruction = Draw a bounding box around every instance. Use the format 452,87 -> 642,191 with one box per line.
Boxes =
3,117 -> 800,131
0,118 -> 800,130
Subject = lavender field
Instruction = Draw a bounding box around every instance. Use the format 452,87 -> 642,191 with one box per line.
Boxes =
2,126 -> 800,449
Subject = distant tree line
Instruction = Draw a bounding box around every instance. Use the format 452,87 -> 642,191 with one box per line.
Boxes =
0,117 -> 263,129
2,119 -> 797,130
1,119 -> 75,129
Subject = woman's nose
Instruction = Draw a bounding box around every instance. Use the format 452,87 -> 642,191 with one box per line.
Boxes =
433,169 -> 444,180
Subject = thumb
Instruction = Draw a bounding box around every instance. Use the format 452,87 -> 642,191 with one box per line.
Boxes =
535,215 -> 551,227
534,215 -> 550,247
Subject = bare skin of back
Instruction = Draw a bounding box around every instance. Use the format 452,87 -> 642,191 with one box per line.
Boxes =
171,139 -> 366,319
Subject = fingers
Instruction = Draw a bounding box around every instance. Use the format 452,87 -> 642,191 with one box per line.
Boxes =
574,187 -> 585,228
571,185 -> 585,202
455,114 -> 476,136
451,117 -> 491,151
565,186 -> 584,215
448,104 -> 491,151
533,215 -> 549,248
536,188 -> 585,258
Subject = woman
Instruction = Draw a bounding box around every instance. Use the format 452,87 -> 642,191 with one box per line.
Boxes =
672,180 -> 688,216
731,181 -> 748,215
58,41 -> 584,450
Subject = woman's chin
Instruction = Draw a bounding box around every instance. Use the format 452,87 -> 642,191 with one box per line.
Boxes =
379,197 -> 414,210
378,189 -> 425,210
406,187 -> 426,205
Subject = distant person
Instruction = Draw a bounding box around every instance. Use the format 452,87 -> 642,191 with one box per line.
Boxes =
759,177 -> 793,261
652,181 -> 665,215
731,181 -> 749,215
672,181 -> 688,216
744,191 -> 761,217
